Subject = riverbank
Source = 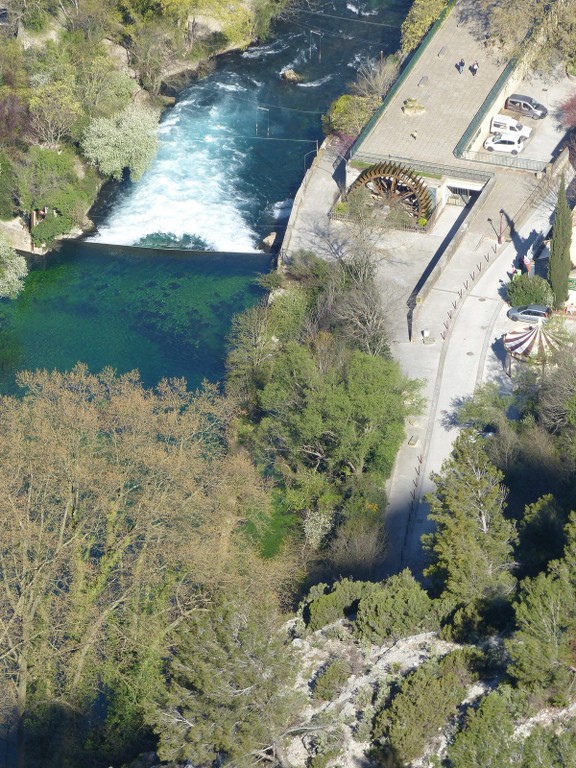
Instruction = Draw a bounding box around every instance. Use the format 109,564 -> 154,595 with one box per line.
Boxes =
0,1 -> 294,255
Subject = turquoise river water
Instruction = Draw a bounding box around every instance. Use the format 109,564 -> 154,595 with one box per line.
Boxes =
0,0 -> 402,392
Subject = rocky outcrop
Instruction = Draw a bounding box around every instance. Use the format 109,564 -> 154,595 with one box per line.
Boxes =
281,68 -> 302,83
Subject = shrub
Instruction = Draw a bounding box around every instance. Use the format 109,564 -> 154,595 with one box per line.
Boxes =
305,579 -> 379,631
312,658 -> 352,701
401,0 -> 448,54
373,649 -> 480,765
256,271 -> 284,291
31,214 -> 74,247
322,94 -> 377,137
354,569 -> 437,644
507,274 -> 553,307
0,153 -> 16,219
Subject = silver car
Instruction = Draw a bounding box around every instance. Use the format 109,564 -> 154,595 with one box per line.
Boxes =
506,304 -> 551,322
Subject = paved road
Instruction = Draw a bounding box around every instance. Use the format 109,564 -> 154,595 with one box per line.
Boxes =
281,0 -> 576,578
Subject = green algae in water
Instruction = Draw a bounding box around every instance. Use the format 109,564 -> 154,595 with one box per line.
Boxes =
0,241 -> 270,394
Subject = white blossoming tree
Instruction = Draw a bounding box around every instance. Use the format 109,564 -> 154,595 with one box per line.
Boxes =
81,103 -> 160,182
0,233 -> 28,299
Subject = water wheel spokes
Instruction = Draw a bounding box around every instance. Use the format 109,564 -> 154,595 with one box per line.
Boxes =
347,160 -> 432,220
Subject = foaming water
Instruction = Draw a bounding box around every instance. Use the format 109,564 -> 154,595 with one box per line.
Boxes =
89,0 -> 404,251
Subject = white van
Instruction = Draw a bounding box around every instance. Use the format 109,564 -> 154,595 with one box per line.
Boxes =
490,115 -> 532,139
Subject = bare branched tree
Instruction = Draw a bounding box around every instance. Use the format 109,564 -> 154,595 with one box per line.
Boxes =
350,55 -> 400,101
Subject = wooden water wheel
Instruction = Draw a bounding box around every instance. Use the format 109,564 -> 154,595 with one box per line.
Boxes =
347,161 -> 432,219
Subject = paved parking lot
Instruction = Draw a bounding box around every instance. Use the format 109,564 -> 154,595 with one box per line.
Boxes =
473,70 -> 576,163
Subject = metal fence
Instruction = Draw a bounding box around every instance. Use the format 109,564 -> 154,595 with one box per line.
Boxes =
328,196 -> 442,233
453,58 -> 518,159
459,149 -> 548,172
349,152 -> 493,183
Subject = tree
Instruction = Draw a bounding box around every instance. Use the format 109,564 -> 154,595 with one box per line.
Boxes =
506,562 -> 576,698
554,0 -> 576,73
560,89 -> 576,129
0,93 -> 28,148
354,569 -> 437,643
28,81 -> 82,147
507,273 -> 554,307
0,152 -> 17,219
537,342 -> 576,435
0,233 -> 27,298
548,176 -> 572,309
478,0 -> 560,59
256,343 -> 418,483
374,650 -> 477,765
81,103 -> 160,181
350,55 -> 400,102
401,0 -> 447,55
149,594 -> 305,768
447,690 -> 522,768
60,0 -> 120,42
322,94 -> 376,138
423,432 -> 518,609
226,300 -> 278,407
332,280 -> 390,356
128,20 -> 184,94
0,366 -> 282,764
522,722 -> 576,767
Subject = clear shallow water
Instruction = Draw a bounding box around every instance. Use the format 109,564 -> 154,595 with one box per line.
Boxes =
0,242 -> 269,394
0,1 -> 403,393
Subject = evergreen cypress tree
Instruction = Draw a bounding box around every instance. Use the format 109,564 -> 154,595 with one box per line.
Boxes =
548,175 -> 572,309
423,432 -> 517,608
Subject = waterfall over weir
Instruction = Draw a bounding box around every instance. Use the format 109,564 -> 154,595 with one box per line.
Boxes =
0,2 -> 403,394
89,0 -> 403,252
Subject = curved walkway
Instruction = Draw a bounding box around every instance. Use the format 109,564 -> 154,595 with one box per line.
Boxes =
281,0 -> 576,578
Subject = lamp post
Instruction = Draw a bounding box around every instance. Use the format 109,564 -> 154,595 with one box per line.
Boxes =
498,208 -> 504,246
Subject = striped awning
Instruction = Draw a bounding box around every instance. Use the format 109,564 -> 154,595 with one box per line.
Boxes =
503,324 -> 561,362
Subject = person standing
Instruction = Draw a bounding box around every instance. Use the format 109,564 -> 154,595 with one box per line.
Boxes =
471,61 -> 479,76
458,58 -> 465,74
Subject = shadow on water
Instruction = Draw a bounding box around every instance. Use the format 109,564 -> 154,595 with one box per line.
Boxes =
0,240 -> 271,395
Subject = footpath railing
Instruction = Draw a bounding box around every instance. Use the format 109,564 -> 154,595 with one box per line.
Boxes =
349,153 -> 493,183
459,149 -> 548,173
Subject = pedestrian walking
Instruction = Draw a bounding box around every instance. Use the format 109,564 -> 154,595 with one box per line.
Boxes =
411,130 -> 418,140
458,58 -> 465,74
471,61 -> 479,76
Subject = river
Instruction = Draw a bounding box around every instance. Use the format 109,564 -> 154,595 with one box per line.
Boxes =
0,0 -> 403,394
90,0 -> 404,251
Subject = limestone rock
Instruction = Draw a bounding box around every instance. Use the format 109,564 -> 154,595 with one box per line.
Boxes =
261,232 -> 279,252
281,68 -> 302,83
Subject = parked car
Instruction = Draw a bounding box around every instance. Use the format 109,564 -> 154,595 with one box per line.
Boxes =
504,93 -> 548,120
490,114 -> 532,138
506,304 -> 551,322
483,132 -> 527,155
